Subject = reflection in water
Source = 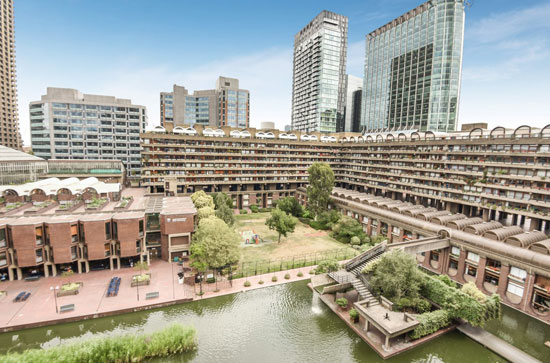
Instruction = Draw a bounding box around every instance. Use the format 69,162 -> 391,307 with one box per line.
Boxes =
0,281 -> 530,363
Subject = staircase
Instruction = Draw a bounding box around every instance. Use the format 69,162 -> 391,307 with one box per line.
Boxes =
352,278 -> 378,306
347,253 -> 383,276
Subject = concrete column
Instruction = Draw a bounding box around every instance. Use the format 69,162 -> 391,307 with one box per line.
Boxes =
455,249 -> 467,284
528,218 -> 540,231
482,209 -> 489,222
366,218 -> 373,237
475,256 -> 487,290
376,220 -> 382,236
384,335 -> 390,350
398,228 -> 405,242
387,225 -> 393,244
520,273 -> 535,312
497,263 -> 510,297
439,248 -> 450,275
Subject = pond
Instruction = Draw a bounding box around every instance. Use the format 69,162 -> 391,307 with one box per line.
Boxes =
0,280 -> 538,362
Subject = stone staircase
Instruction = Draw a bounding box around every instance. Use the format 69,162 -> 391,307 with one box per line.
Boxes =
347,253 -> 383,276
352,278 -> 378,306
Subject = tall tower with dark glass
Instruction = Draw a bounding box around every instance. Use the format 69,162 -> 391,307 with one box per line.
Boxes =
292,11 -> 348,133
362,0 -> 465,133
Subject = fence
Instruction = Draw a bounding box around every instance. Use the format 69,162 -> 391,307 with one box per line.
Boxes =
231,248 -> 357,280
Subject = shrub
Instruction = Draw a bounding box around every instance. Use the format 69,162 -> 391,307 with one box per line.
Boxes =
361,258 -> 381,275
317,210 -> 341,229
461,282 -> 487,303
277,196 -> 303,217
244,280 -> 251,287
409,310 -> 452,339
331,216 -> 367,244
0,323 -> 196,363
272,276 -> 278,282
435,274 -> 457,288
258,280 -> 264,285
314,259 -> 340,274
240,209 -> 248,214
350,236 -> 361,246
250,205 -> 259,213
335,297 -> 348,308
259,208 -> 270,212
297,271 -> 304,277
394,297 -> 431,314
349,308 -> 359,322
370,250 -> 423,301
284,273 -> 290,280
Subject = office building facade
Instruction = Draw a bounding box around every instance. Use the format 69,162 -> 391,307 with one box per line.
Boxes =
362,0 -> 465,132
343,75 -> 362,132
0,0 -> 22,149
29,88 -> 147,178
160,76 -> 249,129
292,11 -> 348,133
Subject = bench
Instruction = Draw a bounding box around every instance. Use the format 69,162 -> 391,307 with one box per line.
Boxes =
60,304 -> 75,313
145,291 -> 159,300
24,275 -> 40,281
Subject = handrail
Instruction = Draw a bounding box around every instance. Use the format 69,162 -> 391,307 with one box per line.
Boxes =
345,242 -> 387,271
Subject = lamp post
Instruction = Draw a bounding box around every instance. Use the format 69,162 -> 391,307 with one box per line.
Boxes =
50,286 -> 59,313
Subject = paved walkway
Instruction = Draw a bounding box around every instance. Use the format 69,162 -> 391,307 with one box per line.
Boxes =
457,323 -> 541,363
0,260 -> 315,332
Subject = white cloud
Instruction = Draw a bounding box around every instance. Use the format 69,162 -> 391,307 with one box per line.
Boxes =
18,47 -> 293,145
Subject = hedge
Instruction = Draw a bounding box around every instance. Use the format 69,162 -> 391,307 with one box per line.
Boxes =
409,310 -> 452,339
0,323 -> 196,363
421,274 -> 501,327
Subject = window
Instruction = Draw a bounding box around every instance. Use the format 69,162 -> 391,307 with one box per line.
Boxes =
139,220 -> 144,236
35,249 -> 43,263
510,266 -> 527,280
136,240 -> 141,253
113,222 -> 118,239
507,281 -> 524,297
0,251 -> 7,267
451,246 -> 460,256
104,243 -> 111,257
71,224 -> 78,243
71,245 -> 78,259
0,228 -> 6,248
35,226 -> 43,245
466,252 -> 479,263
105,222 -> 111,240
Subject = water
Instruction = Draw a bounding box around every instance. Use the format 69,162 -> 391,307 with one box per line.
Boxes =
0,280 -> 539,362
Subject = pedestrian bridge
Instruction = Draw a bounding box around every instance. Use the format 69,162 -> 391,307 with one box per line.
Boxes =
387,236 -> 450,255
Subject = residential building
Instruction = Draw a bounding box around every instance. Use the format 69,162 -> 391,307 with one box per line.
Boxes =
0,181 -> 196,280
160,76 -> 249,129
343,75 -> 362,132
0,145 -> 47,185
292,10 -> 348,133
29,88 -> 147,179
0,0 -> 22,149
362,0 -> 465,132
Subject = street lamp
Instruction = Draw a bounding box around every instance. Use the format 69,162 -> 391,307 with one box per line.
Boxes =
50,286 -> 59,313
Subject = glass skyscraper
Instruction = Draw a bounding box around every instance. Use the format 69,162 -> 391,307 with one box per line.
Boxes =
292,11 -> 348,133
362,0 -> 465,132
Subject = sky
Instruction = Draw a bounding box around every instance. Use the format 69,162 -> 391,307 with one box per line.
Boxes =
13,0 -> 550,145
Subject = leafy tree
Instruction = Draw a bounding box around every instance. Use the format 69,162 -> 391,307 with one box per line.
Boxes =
317,210 -> 341,229
265,208 -> 297,243
306,162 -> 335,218
461,282 -> 487,303
313,259 -> 340,274
134,261 -> 149,279
370,250 -> 423,301
61,270 -> 74,284
215,202 -> 235,226
331,216 -> 366,243
190,190 -> 214,210
191,216 -> 240,269
277,196 -> 303,217
213,192 -> 233,209
196,206 -> 215,223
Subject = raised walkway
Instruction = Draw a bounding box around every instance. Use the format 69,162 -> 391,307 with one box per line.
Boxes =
457,323 -> 541,363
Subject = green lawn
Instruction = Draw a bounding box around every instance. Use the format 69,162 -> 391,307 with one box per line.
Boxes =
234,212 -> 356,264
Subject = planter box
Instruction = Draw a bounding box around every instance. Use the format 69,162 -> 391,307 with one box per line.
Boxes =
114,198 -> 133,210
131,273 -> 151,287
57,282 -> 83,297
56,201 -> 84,213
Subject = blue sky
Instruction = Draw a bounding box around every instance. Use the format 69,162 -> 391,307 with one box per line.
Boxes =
15,0 -> 550,144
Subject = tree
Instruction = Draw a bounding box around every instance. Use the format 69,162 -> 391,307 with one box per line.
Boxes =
134,261 -> 149,278
331,216 -> 366,243
317,210 -> 341,229
215,202 -> 235,226
213,192 -> 233,209
265,208 -> 297,243
191,216 -> 240,269
196,206 -> 215,223
61,270 -> 74,284
190,190 -> 214,210
306,162 -> 334,218
277,196 -> 303,217
369,249 -> 423,301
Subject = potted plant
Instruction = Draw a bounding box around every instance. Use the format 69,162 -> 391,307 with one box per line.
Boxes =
132,261 -> 151,287
336,297 -> 348,310
349,308 -> 359,323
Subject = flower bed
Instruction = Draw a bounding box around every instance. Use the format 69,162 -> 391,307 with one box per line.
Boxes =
86,198 -> 108,210
115,196 -> 133,209
57,282 -> 83,297
131,273 -> 151,287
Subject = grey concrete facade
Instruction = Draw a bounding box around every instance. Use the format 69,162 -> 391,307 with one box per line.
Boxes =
29,88 -> 147,179
343,75 -> 362,132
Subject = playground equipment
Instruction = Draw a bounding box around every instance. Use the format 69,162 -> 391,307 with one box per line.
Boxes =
241,230 -> 262,245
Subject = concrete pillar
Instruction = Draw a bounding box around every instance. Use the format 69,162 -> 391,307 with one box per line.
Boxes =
482,209 -> 489,222
455,249 -> 467,284
520,273 -> 536,312
475,256 -> 487,290
387,225 -> 393,244
376,220 -> 382,236
366,218 -> 373,237
439,248 -> 450,275
384,335 -> 390,350
528,218 -> 540,231
497,263 -> 510,297
398,228 -> 405,242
